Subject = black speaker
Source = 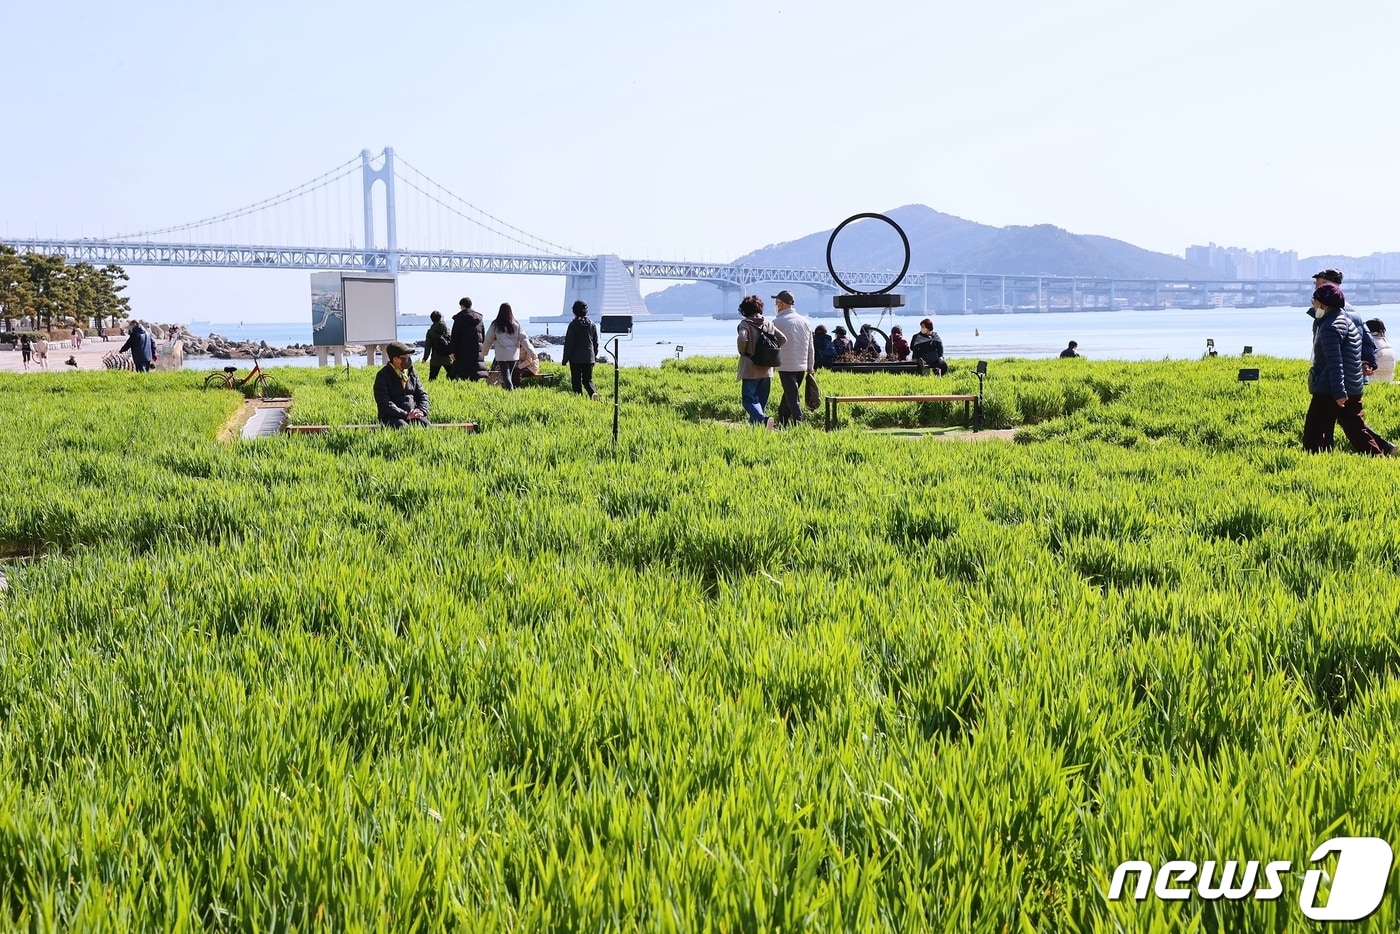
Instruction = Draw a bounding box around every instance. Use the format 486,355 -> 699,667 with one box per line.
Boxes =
601,315 -> 633,335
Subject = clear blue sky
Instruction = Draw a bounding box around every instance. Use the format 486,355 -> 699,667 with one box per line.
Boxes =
4,0 -> 1398,323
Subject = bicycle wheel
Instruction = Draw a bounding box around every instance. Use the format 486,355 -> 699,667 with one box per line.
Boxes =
248,373 -> 269,398
203,372 -> 230,390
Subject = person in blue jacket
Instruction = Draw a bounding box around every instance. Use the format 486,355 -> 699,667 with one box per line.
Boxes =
1302,283 -> 1382,454
119,322 -> 157,372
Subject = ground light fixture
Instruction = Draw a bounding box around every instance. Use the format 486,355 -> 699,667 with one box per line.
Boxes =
601,315 -> 633,445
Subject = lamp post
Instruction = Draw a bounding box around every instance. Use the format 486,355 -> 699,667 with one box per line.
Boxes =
600,315 -> 633,446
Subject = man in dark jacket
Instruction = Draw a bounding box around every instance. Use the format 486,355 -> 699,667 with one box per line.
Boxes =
422,310 -> 452,381
119,322 -> 156,372
1303,283 -> 1380,454
560,299 -> 600,398
374,341 -> 431,427
448,297 -> 487,381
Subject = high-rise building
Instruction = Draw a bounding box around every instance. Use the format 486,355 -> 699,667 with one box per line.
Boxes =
1185,244 -> 1299,280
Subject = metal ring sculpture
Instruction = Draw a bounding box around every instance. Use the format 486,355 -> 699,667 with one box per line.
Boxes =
825,212 -> 911,296
826,212 -> 911,343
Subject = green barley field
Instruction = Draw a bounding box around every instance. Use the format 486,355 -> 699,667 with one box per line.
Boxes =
2,356 -> 1398,931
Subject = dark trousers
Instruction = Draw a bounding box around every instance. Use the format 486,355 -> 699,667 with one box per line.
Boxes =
777,370 -> 805,426
494,359 -> 516,391
1303,393 -> 1383,455
428,359 -> 446,381
570,361 -> 596,396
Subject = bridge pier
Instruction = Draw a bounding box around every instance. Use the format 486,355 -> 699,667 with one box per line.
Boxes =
315,346 -> 346,367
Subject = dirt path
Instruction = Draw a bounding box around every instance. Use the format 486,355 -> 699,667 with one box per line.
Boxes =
216,399 -> 292,444
0,341 -> 133,373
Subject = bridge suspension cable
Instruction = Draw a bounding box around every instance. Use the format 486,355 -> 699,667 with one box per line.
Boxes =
108,152 -> 368,242
393,154 -> 581,256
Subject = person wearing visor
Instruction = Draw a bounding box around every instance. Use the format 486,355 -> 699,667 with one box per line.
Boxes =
374,340 -> 431,428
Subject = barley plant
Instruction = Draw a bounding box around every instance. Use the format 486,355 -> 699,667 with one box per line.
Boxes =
1,357 -> 1397,931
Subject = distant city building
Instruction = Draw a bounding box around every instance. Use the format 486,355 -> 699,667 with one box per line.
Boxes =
1185,243 -> 1297,280
1308,253 -> 1400,279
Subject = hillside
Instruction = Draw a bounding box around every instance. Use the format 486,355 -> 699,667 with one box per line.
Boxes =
950,225 -> 1211,279
644,206 -> 1216,316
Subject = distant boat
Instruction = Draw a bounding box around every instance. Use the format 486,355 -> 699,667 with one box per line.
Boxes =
396,313 -> 433,326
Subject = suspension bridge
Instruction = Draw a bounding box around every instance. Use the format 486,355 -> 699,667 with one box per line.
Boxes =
7,147 -> 1400,316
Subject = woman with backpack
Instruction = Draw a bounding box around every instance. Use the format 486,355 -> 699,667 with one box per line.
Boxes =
561,299 -> 600,399
481,302 -> 528,391
736,294 -> 786,428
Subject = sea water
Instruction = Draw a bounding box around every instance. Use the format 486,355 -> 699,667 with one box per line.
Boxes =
181,304 -> 1400,371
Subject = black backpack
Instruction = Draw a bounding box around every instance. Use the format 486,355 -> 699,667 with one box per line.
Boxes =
748,323 -> 781,367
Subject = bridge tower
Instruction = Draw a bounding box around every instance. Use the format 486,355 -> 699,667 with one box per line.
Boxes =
361,147 -> 399,275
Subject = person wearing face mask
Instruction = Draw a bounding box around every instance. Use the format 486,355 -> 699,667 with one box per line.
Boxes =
1313,269 -> 1379,376
1366,319 -> 1395,383
1310,271 -> 1395,453
1302,284 -> 1383,455
374,340 -> 431,427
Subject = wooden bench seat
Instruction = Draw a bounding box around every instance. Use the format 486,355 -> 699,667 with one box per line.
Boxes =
824,395 -> 980,431
284,422 -> 479,434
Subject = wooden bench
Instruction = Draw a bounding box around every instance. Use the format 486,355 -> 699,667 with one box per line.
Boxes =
283,422 -> 479,434
824,395 -> 980,432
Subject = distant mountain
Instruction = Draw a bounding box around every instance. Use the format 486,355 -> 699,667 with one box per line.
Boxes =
643,206 -> 1217,316
1299,253 -> 1400,280
951,225 -> 1211,279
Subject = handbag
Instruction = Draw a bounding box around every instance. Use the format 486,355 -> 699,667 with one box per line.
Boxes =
804,372 -> 821,411
516,339 -> 540,377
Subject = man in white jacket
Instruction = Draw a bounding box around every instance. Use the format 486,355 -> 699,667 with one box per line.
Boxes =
770,290 -> 815,427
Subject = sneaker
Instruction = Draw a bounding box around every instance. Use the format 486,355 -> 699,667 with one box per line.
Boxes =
591,392 -> 601,401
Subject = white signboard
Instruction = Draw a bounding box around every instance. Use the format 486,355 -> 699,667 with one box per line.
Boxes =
342,276 -> 397,344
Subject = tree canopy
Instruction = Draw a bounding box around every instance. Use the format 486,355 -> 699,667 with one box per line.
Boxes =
0,245 -> 132,331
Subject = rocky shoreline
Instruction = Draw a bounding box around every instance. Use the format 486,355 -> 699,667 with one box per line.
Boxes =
151,323 -> 566,360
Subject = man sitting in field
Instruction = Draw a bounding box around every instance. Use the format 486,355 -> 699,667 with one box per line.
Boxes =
374,340 -> 431,428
